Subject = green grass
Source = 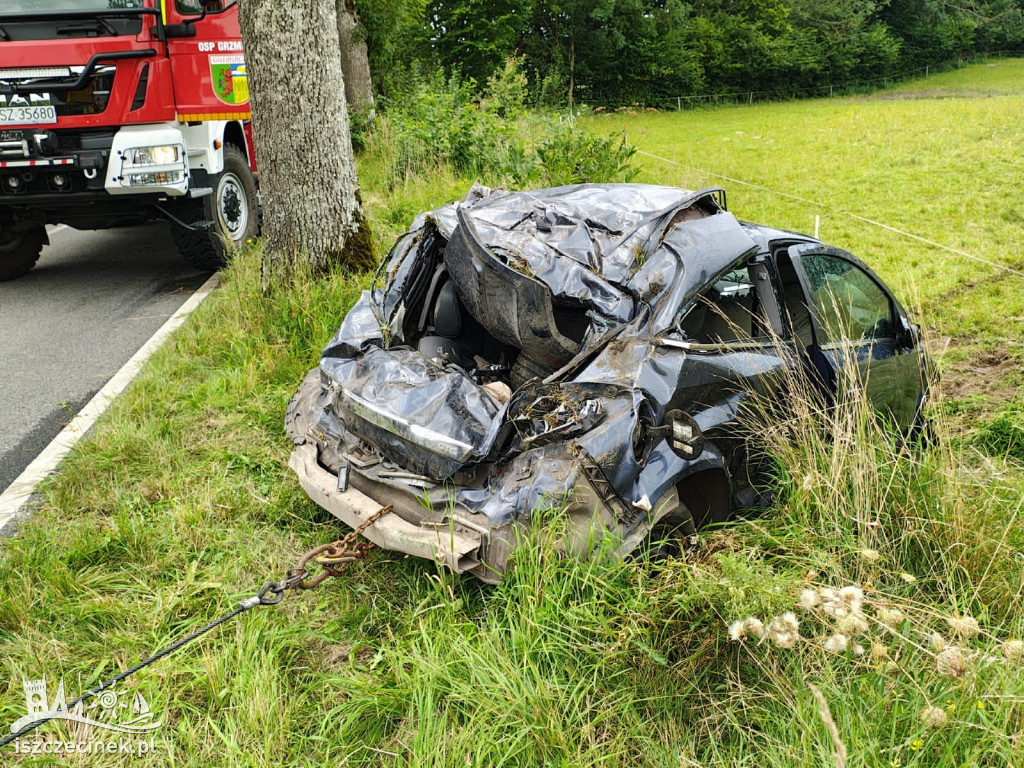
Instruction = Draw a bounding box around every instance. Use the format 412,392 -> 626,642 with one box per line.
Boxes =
2,60 -> 1024,767
590,57 -> 1024,370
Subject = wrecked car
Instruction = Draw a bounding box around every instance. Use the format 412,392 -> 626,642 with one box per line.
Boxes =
286,184 -> 929,583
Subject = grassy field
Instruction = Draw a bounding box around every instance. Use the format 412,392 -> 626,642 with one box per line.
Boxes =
592,59 -> 1024,372
1,60 -> 1023,767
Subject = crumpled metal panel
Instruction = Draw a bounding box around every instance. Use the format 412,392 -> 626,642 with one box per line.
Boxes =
316,183 -> 760,483
320,344 -> 504,479
419,183 -> 738,325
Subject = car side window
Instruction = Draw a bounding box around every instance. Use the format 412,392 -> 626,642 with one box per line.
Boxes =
678,266 -> 773,344
802,253 -> 893,343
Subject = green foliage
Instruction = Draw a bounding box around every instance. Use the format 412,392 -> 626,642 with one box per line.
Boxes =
356,0 -> 1024,109
372,69 -> 532,185
353,0 -> 429,98
534,125 -> 639,186
346,104 -> 374,153
365,64 -> 639,188
480,54 -> 529,118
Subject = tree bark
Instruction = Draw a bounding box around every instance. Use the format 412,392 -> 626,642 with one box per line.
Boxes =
238,0 -> 374,286
336,0 -> 375,114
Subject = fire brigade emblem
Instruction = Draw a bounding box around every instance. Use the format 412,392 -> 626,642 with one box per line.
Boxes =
209,54 -> 249,106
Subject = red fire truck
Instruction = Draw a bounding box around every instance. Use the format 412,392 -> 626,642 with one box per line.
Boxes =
0,0 -> 258,280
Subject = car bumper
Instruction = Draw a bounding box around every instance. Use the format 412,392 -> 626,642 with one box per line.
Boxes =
288,442 -> 488,579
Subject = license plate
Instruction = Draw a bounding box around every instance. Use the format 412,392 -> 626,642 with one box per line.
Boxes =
0,105 -> 57,126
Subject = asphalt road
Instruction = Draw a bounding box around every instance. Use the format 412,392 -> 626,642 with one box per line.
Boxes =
0,223 -> 212,495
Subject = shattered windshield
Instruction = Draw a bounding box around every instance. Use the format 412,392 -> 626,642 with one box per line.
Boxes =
3,0 -> 145,10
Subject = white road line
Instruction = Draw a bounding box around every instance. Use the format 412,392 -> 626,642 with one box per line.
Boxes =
47,224 -> 70,236
0,272 -> 220,532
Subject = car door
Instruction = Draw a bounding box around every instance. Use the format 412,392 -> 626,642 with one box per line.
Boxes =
782,244 -> 924,429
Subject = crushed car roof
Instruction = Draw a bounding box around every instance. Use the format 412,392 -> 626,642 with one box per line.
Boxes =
406,183 -> 761,326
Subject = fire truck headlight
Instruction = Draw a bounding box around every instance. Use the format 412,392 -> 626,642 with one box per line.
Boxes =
129,171 -> 184,186
126,145 -> 181,166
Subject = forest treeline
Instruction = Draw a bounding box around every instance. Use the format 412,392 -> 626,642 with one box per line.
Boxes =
352,0 -> 1024,106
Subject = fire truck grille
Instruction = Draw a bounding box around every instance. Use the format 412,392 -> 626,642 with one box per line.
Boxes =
0,65 -> 116,117
54,67 -> 116,117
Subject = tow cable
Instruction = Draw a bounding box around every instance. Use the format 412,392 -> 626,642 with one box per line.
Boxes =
0,505 -> 393,748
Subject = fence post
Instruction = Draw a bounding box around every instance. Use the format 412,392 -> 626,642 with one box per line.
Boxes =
925,65 -> 929,77
829,85 -> 833,97
749,92 -> 753,104
677,96 -> 681,111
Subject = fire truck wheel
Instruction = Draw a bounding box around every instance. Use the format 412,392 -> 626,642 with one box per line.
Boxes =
172,145 -> 258,270
0,224 -> 45,282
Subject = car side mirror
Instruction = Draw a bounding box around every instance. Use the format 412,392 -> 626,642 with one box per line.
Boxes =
648,410 -> 705,460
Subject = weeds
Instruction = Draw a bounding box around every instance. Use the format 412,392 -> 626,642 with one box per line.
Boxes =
364,61 -> 639,191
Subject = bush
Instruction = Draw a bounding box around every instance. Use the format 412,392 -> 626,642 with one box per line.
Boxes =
366,62 -> 638,189
372,69 -> 530,186
534,125 -> 639,186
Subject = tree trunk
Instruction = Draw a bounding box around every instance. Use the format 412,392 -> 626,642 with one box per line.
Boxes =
336,0 -> 375,115
238,0 -> 374,286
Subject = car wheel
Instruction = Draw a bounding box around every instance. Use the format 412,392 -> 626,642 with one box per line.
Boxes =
171,145 -> 259,270
643,502 -> 697,562
0,224 -> 45,282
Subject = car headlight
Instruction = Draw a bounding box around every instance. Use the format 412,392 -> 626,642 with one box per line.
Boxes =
126,145 -> 181,166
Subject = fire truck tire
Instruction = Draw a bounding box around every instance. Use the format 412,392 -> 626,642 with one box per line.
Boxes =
0,225 -> 45,282
172,145 -> 258,270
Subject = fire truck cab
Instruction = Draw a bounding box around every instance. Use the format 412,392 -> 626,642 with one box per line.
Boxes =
0,0 -> 258,280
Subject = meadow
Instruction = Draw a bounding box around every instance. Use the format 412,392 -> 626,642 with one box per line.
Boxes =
0,59 -> 1022,767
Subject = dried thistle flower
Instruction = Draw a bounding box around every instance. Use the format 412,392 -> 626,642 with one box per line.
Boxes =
838,586 -> 864,607
1001,639 -> 1023,662
920,705 -> 948,729
773,631 -> 798,649
946,615 -> 981,639
876,607 -> 905,628
728,617 -> 766,642
823,634 -> 849,653
779,612 -> 799,633
820,585 -> 864,619
929,632 -> 947,651
859,548 -> 880,562
870,641 -> 888,662
851,643 -> 865,656
936,647 -> 969,678
799,588 -> 820,610
899,572 -> 917,583
837,614 -> 870,637
767,613 -> 800,649
728,620 -> 746,642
